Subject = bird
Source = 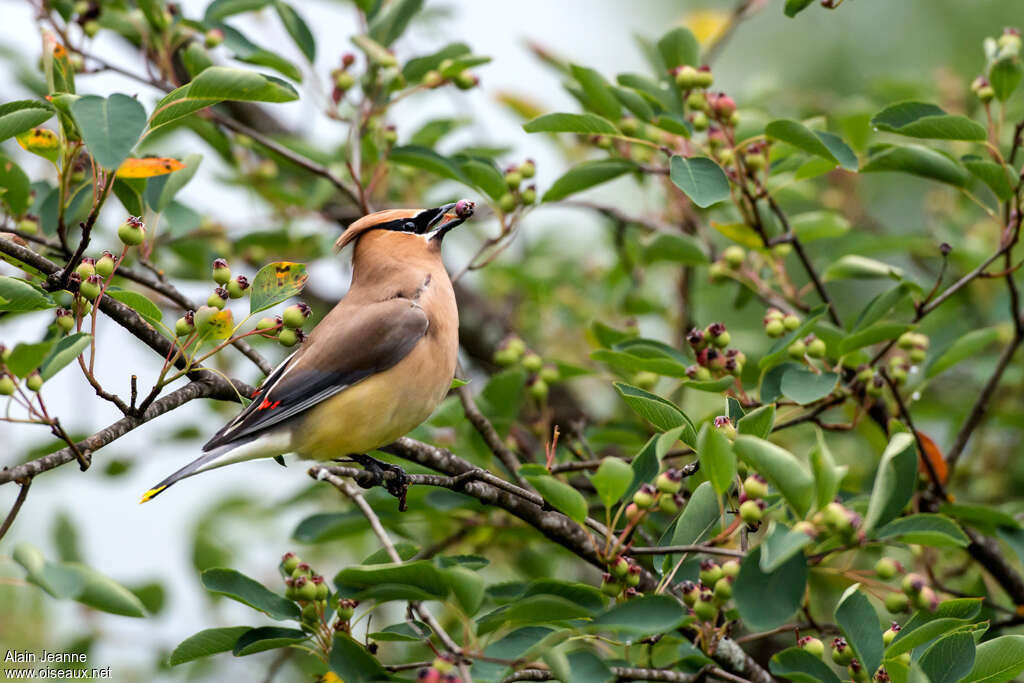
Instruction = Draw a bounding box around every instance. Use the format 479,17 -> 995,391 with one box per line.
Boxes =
140,201 -> 475,505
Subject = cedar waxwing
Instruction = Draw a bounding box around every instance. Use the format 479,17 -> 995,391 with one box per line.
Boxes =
140,201 -> 475,503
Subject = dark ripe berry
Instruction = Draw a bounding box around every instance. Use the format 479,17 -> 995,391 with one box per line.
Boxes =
282,303 -> 311,328
686,327 -> 706,349
455,199 -> 475,218
341,52 -> 355,67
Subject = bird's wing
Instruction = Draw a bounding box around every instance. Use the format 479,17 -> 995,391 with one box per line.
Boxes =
203,297 -> 429,451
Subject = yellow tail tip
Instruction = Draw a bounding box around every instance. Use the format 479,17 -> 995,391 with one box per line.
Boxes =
139,485 -> 167,504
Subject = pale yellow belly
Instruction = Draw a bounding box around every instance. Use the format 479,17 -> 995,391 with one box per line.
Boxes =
293,344 -> 453,459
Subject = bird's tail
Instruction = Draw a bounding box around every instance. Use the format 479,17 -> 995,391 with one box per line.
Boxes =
139,431 -> 292,503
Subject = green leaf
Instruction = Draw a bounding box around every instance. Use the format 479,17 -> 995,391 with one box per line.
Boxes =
656,27 -> 699,70
919,631 -> 976,683
863,433 -> 918,533
989,56 -> 1023,102
542,158 -> 635,202
862,144 -> 969,187
790,210 -> 852,241
589,457 -> 634,509
784,0 -> 815,17
888,598 -> 983,657
591,349 -> 687,377
838,322 -> 913,356
809,431 -> 846,510
145,153 -> 202,212
765,120 -> 857,170
964,158 -> 1014,201
329,633 -> 389,682
835,584 -> 883,675
274,2 -> 315,61
0,156 -> 31,216
871,101 -> 986,141
927,326 -> 1006,378
232,626 -> 307,656
335,561 -> 451,600
853,282 -> 917,332
669,156 -> 730,208
0,276 -> 55,312
738,404 -> 775,438
666,481 -> 719,564
963,635 -> 1024,682
201,568 -> 301,621
612,86 -> 655,121
760,523 -> 813,572
204,0 -> 271,22
651,114 -> 692,138
70,94 -> 147,170
589,595 -> 687,636
389,145 -> 468,183
940,503 -> 1019,533
523,112 -> 618,135
771,647 -> 842,683
169,626 -> 252,666
220,24 -> 302,81
106,290 -> 163,327
38,332 -> 92,381
459,158 -> 506,200
149,67 -> 298,133
445,566 -> 485,615
403,43 -> 471,82
642,232 -> 708,265
823,255 -> 903,281
698,423 -> 735,496
779,366 -> 839,405
520,465 -> 589,524
7,341 -> 55,378
472,627 -> 553,681
613,382 -> 695,434
874,514 -> 968,547
0,100 -> 55,142
367,0 -> 423,47
734,545 -> 807,631
249,261 -> 308,314
476,595 -> 592,636
733,436 -> 814,517
570,64 -> 620,120
368,621 -> 431,642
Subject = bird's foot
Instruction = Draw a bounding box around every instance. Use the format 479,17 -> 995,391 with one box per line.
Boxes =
347,453 -> 410,511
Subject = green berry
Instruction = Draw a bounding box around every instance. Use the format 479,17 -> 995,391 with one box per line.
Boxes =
204,28 -> 224,48
294,576 -> 317,602
493,348 -> 517,366
875,557 -> 900,580
656,468 -> 683,494
742,475 -> 767,500
454,72 -> 478,90
282,303 -> 311,329
686,91 -> 707,111
832,638 -> 853,666
79,275 -> 102,301
74,258 -> 95,279
633,484 -> 656,509
423,70 -> 443,88
723,245 -> 745,269
226,275 -> 249,299
783,314 -> 800,331
800,636 -> 825,658
764,319 -> 785,337
175,314 -> 195,337
658,493 -> 681,515
504,170 -> 522,190
739,499 -> 763,525
95,253 -> 115,278
118,216 -> 145,246
806,336 -> 827,359
0,375 -> 15,395
708,261 -> 731,282
520,186 -> 537,204
633,370 -> 658,389
787,340 -> 806,359
744,152 -> 766,171
194,305 -> 218,334
207,288 -> 227,309
699,559 -> 723,587
882,622 -> 901,645
600,574 -> 622,597
680,581 -> 700,606
498,192 -> 517,213
522,352 -> 543,372
281,552 -> 300,574
695,67 -> 714,88
334,70 -> 355,90
721,560 -> 740,578
692,112 -> 709,131
693,592 -> 717,622
17,217 -> 39,234
529,378 -> 548,401
335,600 -> 356,621
625,564 -> 642,587
26,372 -> 43,392
609,556 -> 629,578
56,308 -> 74,332
519,160 -> 536,178
539,364 -> 560,383
278,328 -> 299,347
72,297 -> 91,318
909,348 -> 926,363
301,602 -> 319,624
897,332 -> 916,350
83,19 -> 100,37
713,576 -> 733,602
256,317 -> 279,335
313,576 -> 329,601
212,258 -> 231,285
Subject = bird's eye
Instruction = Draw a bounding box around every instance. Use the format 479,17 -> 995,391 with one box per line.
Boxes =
404,221 -> 417,232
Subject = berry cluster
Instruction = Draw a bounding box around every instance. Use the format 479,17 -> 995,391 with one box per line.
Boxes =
685,322 -> 746,380
493,335 -> 560,402
679,558 -> 740,625
416,653 -> 462,682
497,160 -> 537,213
279,553 -> 354,636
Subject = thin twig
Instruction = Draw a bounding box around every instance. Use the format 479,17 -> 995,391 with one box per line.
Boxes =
0,480 -> 31,542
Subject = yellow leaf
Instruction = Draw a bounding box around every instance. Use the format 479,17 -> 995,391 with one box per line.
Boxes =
206,309 -> 234,340
16,127 -> 60,163
684,9 -> 731,45
711,221 -> 767,251
116,157 -> 186,178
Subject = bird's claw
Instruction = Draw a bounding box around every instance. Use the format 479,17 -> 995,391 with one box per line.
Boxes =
348,454 -> 410,511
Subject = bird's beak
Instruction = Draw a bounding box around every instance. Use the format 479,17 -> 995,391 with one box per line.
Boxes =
426,201 -> 474,241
